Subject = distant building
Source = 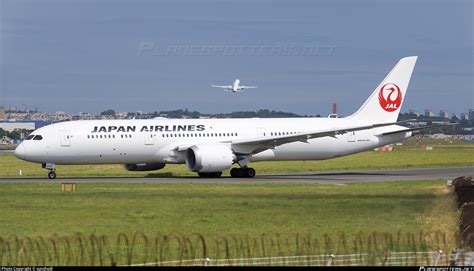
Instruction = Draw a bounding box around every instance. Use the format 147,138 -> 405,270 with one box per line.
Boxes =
0,122 -> 35,132
0,106 -> 5,120
461,112 -> 469,120
469,109 -> 474,121
452,113 -> 460,120
424,109 -> 434,117
79,112 -> 95,120
408,109 -> 420,117
115,112 -> 128,119
1,136 -> 12,145
439,110 -> 449,119
328,102 -> 338,118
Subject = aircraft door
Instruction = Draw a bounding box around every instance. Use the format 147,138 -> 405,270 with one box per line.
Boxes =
144,133 -> 154,145
348,131 -> 356,142
59,130 -> 71,147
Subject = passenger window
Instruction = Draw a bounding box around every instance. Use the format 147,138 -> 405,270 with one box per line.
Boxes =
33,135 -> 43,140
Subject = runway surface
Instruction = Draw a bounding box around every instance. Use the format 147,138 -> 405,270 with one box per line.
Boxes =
1,166 -> 473,184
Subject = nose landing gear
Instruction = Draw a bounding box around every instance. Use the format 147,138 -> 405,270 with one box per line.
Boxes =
42,163 -> 57,180
48,171 -> 57,180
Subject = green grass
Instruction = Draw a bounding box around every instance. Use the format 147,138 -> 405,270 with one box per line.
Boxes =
0,138 -> 467,265
0,180 -> 458,241
0,138 -> 472,178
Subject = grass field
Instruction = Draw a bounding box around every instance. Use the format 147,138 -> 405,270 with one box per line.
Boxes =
0,179 -> 462,265
0,138 -> 469,264
0,180 -> 458,242
0,138 -> 472,178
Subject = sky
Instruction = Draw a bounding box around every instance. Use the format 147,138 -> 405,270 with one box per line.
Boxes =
1,0 -> 473,116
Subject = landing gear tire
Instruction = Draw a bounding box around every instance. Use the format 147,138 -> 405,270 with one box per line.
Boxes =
230,168 -> 242,178
198,172 -> 222,178
245,168 -> 256,178
230,167 -> 256,178
48,171 -> 57,180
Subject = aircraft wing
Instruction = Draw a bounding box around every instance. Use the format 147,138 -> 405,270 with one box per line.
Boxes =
211,85 -> 232,89
240,86 -> 258,89
229,120 -> 414,155
375,123 -> 456,136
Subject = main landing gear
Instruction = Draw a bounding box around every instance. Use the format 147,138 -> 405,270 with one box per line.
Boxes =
42,163 -> 57,180
230,167 -> 256,178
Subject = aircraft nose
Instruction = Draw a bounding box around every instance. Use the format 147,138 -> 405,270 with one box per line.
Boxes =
14,143 -> 26,160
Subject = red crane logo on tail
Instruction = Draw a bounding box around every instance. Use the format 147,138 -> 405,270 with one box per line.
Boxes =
378,83 -> 402,112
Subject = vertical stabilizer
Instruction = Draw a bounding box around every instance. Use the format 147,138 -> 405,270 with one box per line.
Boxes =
348,56 -> 417,123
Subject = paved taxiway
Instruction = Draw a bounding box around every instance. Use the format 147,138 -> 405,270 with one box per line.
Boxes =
0,166 -> 472,184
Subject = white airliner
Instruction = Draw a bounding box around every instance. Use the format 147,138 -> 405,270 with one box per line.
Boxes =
211,79 -> 257,92
15,56 -> 447,179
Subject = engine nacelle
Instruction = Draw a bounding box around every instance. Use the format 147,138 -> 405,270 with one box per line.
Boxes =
123,163 -> 166,171
185,144 -> 234,172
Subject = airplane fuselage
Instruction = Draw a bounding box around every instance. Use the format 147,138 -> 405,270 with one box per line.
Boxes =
232,79 -> 241,91
15,117 -> 410,165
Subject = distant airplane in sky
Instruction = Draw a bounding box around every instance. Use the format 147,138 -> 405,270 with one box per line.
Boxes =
211,79 -> 257,92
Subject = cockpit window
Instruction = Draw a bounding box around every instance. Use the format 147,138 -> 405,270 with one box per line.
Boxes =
25,135 -> 34,140
33,135 -> 43,141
